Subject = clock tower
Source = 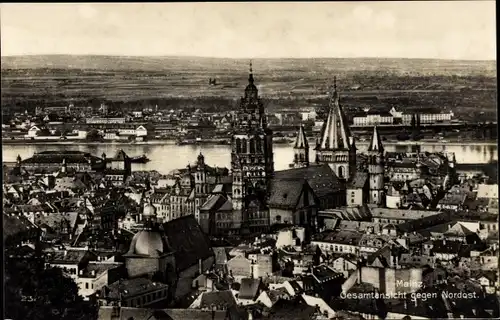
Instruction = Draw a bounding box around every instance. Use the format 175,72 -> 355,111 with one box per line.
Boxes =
231,62 -> 274,212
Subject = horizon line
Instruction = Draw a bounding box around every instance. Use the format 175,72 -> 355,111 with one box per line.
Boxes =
0,53 -> 495,62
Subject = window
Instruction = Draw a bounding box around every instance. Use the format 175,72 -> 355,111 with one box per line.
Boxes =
236,139 -> 241,153
85,283 -> 89,289
276,215 -> 281,223
338,167 -> 344,179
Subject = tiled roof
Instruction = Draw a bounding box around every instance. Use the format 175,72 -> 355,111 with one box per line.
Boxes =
200,290 -> 237,309
347,172 -> 368,189
34,211 -> 79,230
312,265 -> 342,282
46,249 -> 89,265
104,278 -> 168,300
98,307 -> 236,320
22,151 -> 99,164
268,179 -> 305,209
370,208 -> 441,220
266,298 -> 317,320
200,194 -> 227,211
3,215 -> 37,242
438,193 -> 467,205
239,278 -> 263,300
161,215 -> 214,272
313,230 -> 364,246
273,164 -> 344,198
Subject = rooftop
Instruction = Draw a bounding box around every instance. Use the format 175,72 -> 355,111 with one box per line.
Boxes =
103,278 -> 168,300
370,208 -> 441,221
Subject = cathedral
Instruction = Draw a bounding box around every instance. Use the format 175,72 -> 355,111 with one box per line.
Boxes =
230,62 -> 274,215
202,65 -> 454,235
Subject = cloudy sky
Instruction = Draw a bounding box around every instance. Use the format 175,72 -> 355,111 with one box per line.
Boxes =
0,2 -> 496,60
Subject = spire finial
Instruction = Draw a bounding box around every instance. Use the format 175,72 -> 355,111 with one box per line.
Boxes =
248,60 -> 254,84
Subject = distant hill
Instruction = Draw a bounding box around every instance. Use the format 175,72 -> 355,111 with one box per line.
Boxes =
1,55 -> 496,77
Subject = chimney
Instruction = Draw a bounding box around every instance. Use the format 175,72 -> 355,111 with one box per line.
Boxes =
79,269 -> 84,276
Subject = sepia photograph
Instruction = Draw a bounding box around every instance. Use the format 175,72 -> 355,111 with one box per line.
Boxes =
1,2 -> 498,319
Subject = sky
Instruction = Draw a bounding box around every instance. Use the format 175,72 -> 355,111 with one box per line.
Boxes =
0,2 -> 496,60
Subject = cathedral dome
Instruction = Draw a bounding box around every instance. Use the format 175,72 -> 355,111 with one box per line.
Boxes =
127,229 -> 168,257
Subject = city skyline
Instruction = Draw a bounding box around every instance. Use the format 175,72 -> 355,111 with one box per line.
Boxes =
1,2 -> 496,60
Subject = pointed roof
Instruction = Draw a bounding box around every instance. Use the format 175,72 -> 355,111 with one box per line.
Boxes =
294,125 -> 309,149
318,78 -> 352,151
367,126 -> 384,153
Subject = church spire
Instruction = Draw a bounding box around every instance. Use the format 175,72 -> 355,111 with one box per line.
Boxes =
294,125 -> 309,149
368,126 -> 384,153
318,78 -> 351,151
331,76 -> 339,104
249,60 -> 254,85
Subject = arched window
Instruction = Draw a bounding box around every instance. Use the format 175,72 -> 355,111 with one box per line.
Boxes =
299,153 -> 304,161
294,154 -> 299,162
256,137 -> 262,153
242,139 -> 247,153
236,139 -> 241,153
338,166 -> 345,179
249,138 -> 255,153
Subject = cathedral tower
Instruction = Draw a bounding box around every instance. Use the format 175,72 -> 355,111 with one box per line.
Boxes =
367,126 -> 385,206
195,152 -> 208,195
231,62 -> 274,211
291,124 -> 309,168
315,77 -> 356,180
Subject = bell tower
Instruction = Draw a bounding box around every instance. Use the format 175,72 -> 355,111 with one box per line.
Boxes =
291,125 -> 309,168
231,62 -> 274,211
367,126 -> 385,206
315,77 -> 356,180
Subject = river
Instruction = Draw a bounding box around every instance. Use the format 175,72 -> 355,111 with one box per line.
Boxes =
2,142 -> 497,175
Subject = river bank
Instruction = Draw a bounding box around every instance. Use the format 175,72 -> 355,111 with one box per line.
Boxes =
3,138 -> 497,146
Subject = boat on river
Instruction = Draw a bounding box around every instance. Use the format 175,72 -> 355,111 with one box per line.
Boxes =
130,155 -> 150,163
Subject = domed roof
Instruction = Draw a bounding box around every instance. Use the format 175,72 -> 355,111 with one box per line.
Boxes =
244,61 -> 258,99
143,201 -> 157,217
127,229 -> 168,257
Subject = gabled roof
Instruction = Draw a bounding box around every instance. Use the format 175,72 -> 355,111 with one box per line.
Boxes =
239,278 -> 263,300
347,172 -> 368,189
274,164 -> 344,198
268,179 -> 306,209
200,194 -> 227,211
161,215 -> 214,272
35,211 -> 79,229
200,290 -> 237,309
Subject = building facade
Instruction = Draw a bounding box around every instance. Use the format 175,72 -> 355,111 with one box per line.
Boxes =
230,63 -> 274,213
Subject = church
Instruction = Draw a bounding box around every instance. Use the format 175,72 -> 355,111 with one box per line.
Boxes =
200,64 -> 454,236
209,66 -> 386,234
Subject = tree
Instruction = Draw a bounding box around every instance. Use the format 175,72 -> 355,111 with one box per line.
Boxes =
5,257 -> 98,320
